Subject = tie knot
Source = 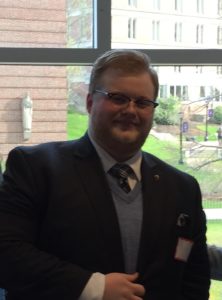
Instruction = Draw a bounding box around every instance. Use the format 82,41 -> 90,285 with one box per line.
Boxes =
109,164 -> 135,193
109,163 -> 134,180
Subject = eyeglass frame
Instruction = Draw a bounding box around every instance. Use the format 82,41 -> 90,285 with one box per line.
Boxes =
93,89 -> 159,109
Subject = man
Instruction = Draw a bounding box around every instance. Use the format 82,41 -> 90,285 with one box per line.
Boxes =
0,49 -> 210,299
217,124 -> 222,147
208,244 -> 222,281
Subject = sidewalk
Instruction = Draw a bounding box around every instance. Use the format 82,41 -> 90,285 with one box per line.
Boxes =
204,208 -> 222,220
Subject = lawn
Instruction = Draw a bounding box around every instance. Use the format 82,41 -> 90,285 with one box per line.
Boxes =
68,111 -> 222,299
67,111 -> 88,140
197,124 -> 219,141
67,112 -> 222,205
207,221 -> 222,300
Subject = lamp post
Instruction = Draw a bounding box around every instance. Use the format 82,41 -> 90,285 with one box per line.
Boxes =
178,111 -> 184,164
204,100 -> 209,141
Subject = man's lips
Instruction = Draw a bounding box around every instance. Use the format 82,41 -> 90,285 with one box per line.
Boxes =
114,118 -> 139,125
113,119 -> 139,129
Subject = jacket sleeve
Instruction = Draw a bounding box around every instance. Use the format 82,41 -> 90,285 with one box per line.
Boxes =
0,147 -> 92,300
208,245 -> 222,281
179,179 -> 210,300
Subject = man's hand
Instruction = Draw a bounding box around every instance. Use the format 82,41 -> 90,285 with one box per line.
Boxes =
103,272 -> 145,300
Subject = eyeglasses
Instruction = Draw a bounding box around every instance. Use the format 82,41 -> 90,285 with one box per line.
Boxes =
94,89 -> 158,109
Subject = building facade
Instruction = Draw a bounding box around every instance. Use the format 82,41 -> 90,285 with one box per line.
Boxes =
112,0 -> 222,102
0,1 -> 67,159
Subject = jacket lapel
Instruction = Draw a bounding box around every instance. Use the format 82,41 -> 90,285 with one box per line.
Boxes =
137,153 -> 173,273
70,134 -> 125,272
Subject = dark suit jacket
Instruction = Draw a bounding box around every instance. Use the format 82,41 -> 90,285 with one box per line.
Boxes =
0,133 -> 210,300
208,245 -> 222,281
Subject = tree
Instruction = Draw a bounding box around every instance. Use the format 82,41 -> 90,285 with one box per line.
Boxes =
154,96 -> 181,125
67,0 -> 93,48
212,105 -> 222,124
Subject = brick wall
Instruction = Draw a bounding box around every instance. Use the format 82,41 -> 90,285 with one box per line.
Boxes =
0,1 -> 67,159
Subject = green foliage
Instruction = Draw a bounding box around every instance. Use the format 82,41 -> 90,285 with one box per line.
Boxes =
154,96 -> 181,125
207,221 -> 222,300
212,106 -> 222,124
203,200 -> 222,209
67,112 -> 222,203
207,221 -> 222,245
196,124 -> 218,141
67,111 -> 88,140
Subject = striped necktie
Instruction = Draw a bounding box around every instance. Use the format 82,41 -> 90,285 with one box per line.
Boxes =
109,163 -> 134,193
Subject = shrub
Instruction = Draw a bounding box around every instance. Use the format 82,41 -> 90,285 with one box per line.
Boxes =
154,96 -> 181,125
212,105 -> 222,124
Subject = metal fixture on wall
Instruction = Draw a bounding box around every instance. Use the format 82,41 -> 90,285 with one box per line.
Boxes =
22,93 -> 33,141
178,111 -> 184,164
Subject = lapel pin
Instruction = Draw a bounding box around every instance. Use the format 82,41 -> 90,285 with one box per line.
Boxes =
154,174 -> 160,181
177,213 -> 190,227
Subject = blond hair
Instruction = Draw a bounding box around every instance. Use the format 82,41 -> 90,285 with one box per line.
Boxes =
89,49 -> 159,99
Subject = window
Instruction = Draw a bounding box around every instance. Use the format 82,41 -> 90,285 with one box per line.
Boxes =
128,18 -> 136,39
200,86 -> 206,97
170,85 -> 175,96
218,0 -> 222,16
174,66 -> 181,73
159,85 -> 167,98
174,22 -> 182,42
169,85 -> 187,100
128,0 -> 137,7
156,66 -> 222,102
217,65 -> 222,74
196,25 -> 204,44
152,20 -> 160,41
197,0 -> 204,13
175,0 -> 183,12
0,4 -> 222,300
182,85 -> 188,99
176,85 -> 182,98
153,0 -> 160,10
196,66 -> 203,73
217,27 -> 222,45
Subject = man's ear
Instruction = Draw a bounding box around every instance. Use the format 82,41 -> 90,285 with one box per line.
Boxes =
86,93 -> 93,113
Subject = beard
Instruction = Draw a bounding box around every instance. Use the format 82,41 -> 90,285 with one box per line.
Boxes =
93,122 -> 151,158
88,110 -> 153,160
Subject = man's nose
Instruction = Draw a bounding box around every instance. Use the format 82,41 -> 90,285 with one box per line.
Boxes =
123,98 -> 137,112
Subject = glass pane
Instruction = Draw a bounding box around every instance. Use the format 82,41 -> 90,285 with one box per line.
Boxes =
149,65 -> 222,300
69,64 -> 222,300
112,0 -> 222,49
0,0 -> 93,48
67,66 -> 91,139
67,0 -> 94,48
0,63 -> 221,300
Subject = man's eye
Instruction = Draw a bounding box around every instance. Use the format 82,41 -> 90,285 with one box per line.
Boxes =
110,94 -> 128,104
136,99 -> 152,107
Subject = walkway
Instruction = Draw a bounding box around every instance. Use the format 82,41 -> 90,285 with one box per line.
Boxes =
204,208 -> 222,220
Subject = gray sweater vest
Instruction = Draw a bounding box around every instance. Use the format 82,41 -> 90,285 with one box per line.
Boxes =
108,177 -> 143,273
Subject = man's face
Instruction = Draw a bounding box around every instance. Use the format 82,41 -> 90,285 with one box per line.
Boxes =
87,70 -> 156,160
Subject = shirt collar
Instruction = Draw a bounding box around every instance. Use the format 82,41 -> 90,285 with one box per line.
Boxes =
88,132 -> 142,181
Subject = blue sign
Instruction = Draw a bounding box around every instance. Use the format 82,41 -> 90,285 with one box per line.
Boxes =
182,121 -> 189,133
208,109 -> 213,117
